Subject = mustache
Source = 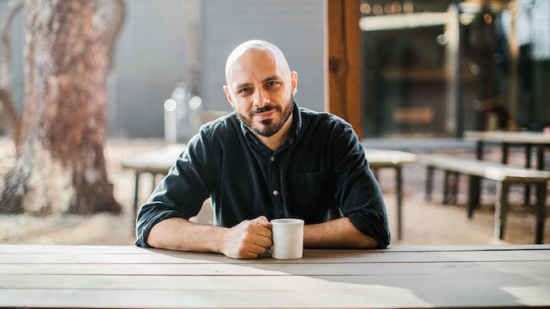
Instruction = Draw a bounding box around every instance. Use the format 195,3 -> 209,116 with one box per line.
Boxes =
248,105 -> 281,116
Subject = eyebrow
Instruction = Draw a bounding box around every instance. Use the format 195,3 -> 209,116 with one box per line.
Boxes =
234,76 -> 281,90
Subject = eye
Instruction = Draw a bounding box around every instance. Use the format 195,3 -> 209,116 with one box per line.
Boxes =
265,81 -> 279,88
238,87 -> 252,94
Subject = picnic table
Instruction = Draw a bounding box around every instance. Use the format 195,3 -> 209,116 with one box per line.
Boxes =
464,130 -> 550,205
1,244 -> 550,308
122,145 -> 416,239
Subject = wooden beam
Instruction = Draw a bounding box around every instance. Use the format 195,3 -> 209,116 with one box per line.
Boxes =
325,0 -> 362,139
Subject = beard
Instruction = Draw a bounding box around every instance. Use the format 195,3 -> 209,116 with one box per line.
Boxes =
236,94 -> 294,137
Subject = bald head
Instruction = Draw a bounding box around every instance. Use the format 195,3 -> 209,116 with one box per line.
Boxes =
225,40 -> 291,86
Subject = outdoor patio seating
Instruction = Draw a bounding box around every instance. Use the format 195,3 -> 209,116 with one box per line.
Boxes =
420,154 -> 550,244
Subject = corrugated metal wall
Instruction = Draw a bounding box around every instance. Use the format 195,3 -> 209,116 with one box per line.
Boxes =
200,0 -> 325,112
0,0 -> 324,138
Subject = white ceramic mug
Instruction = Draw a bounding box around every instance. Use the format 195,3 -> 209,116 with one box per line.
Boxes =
271,218 -> 304,259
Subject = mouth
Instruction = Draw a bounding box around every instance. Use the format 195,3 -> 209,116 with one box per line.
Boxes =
253,110 -> 277,120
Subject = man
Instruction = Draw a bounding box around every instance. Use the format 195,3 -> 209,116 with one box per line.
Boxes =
136,40 -> 390,259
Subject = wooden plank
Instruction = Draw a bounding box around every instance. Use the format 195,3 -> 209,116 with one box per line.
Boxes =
2,244 -> 550,254
365,149 -> 417,167
325,0 -> 362,139
1,250 -> 549,265
121,144 -> 186,172
2,283 -> 549,308
464,131 -> 550,144
2,261 -> 549,288
0,289 -> 430,308
419,154 -> 550,182
2,257 -> 550,277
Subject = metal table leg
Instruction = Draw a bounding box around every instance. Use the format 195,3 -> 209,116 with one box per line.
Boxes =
396,166 -> 403,240
535,182 -> 547,244
133,172 -> 141,230
525,144 -> 532,205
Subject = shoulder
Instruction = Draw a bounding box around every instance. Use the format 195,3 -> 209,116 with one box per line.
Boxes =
196,112 -> 240,140
299,107 -> 353,135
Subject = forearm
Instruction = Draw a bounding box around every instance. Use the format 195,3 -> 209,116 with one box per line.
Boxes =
303,217 -> 378,249
147,217 -> 227,253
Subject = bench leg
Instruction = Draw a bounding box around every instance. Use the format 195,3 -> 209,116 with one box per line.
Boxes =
468,175 -> 481,218
525,144 -> 532,205
451,172 -> 459,204
396,166 -> 403,240
373,167 -> 379,181
152,173 -> 158,192
476,141 -> 484,160
501,142 -> 509,164
443,170 -> 450,205
133,172 -> 141,230
426,166 -> 434,202
535,182 -> 547,244
494,182 -> 510,241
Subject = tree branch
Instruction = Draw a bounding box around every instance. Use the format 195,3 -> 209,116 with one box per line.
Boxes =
106,0 -> 125,71
0,0 -> 24,146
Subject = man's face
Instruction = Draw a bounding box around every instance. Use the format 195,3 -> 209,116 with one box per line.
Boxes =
224,49 -> 297,137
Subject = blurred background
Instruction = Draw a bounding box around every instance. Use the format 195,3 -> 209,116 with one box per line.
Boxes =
0,0 -> 548,245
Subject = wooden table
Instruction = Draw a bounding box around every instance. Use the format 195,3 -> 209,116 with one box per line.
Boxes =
122,145 -> 416,239
464,130 -> 550,206
1,244 -> 550,308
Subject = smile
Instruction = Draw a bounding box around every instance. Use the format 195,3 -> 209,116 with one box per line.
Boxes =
254,110 -> 277,120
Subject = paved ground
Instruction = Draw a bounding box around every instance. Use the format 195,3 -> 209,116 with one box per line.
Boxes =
0,137 -> 548,246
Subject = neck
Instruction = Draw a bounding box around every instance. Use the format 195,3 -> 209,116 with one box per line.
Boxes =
255,113 -> 294,152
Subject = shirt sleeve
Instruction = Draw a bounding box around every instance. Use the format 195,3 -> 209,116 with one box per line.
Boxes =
330,121 -> 391,248
135,129 -> 215,248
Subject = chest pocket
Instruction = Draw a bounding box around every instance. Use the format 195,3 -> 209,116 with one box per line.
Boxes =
288,170 -> 333,222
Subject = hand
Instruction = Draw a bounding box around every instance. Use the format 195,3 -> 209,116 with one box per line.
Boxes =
220,216 -> 272,259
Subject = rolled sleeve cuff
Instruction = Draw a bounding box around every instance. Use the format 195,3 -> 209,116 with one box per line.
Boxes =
135,210 -> 188,248
348,211 -> 391,248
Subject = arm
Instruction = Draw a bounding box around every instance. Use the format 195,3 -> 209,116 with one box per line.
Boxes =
147,216 -> 273,259
304,217 -> 378,249
330,121 -> 391,248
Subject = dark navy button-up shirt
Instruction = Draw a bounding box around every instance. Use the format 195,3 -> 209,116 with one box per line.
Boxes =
135,103 -> 391,248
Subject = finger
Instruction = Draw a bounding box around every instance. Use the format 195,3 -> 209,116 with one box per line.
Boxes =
255,225 -> 272,238
234,252 -> 258,260
254,235 -> 272,249
248,243 -> 267,255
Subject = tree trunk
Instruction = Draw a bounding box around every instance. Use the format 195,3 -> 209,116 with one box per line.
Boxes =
0,0 -> 121,215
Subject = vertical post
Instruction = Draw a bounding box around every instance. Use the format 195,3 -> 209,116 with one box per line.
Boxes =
152,173 -> 158,192
133,172 -> 141,229
494,182 -> 510,241
396,166 -> 403,240
443,170 -> 450,205
476,141 -> 484,160
451,172 -> 459,204
468,175 -> 480,218
372,167 -> 379,180
525,144 -> 532,204
325,0 -> 362,139
501,143 -> 509,164
535,182 -> 547,244
426,166 -> 434,202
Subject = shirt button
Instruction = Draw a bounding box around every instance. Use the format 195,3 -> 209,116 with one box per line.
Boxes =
270,157 -> 275,162
273,190 -> 279,196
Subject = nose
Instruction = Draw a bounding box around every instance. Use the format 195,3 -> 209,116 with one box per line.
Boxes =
253,87 -> 270,108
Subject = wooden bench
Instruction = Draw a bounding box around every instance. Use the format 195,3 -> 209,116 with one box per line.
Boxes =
420,154 -> 550,244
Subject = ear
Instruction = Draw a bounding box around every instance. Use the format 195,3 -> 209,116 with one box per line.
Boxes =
290,71 -> 298,96
223,85 -> 234,108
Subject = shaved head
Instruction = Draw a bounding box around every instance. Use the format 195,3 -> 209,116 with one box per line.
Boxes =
225,40 -> 291,86
223,40 -> 297,140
